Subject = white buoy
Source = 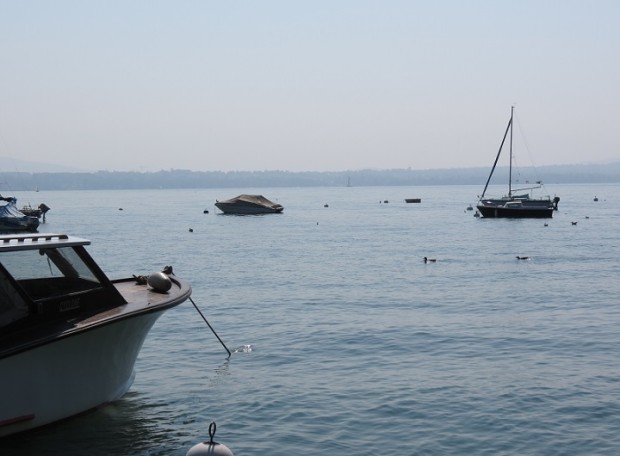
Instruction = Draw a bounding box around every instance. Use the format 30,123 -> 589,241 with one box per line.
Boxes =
147,271 -> 172,293
187,423 -> 233,456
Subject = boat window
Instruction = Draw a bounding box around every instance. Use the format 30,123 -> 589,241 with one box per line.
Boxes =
0,266 -> 29,327
0,247 -> 102,301
1,247 -> 98,282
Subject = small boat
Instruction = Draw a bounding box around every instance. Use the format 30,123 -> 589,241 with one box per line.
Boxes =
476,107 -> 558,219
215,194 -> 283,215
405,198 -> 421,203
0,196 -> 39,232
20,203 -> 50,222
0,233 -> 191,437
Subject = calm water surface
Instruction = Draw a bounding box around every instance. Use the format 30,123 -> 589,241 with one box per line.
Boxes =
2,184 -> 620,455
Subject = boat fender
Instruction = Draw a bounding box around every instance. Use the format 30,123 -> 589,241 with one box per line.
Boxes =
187,422 -> 233,456
148,271 -> 172,293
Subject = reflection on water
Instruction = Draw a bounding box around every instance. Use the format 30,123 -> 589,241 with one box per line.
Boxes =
1,393 -> 179,455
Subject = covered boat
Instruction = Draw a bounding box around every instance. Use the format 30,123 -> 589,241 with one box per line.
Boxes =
215,194 -> 283,215
0,233 -> 191,437
0,197 -> 39,232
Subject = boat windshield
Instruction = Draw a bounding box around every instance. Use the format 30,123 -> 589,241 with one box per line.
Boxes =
1,246 -> 102,301
2,247 -> 98,282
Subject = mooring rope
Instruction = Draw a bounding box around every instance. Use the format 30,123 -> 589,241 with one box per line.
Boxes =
190,296 -> 232,358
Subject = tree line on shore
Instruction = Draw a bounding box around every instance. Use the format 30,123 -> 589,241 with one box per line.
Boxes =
2,163 -> 620,191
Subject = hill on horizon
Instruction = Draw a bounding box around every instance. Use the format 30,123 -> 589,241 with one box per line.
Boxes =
1,162 -> 620,191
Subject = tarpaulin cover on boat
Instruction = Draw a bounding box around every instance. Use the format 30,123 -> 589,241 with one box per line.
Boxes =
219,194 -> 280,207
215,194 -> 284,214
0,203 -> 28,218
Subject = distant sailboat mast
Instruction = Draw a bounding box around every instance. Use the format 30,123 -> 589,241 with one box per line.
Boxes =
508,105 -> 514,198
480,107 -> 513,200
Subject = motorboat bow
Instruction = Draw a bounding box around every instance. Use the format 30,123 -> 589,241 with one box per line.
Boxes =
0,233 -> 191,437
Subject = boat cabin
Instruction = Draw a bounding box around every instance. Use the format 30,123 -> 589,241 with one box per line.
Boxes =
0,234 -> 126,330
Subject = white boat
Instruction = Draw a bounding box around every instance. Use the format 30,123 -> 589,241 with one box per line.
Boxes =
0,233 -> 191,437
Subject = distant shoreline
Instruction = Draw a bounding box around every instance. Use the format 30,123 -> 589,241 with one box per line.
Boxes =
1,164 -> 620,191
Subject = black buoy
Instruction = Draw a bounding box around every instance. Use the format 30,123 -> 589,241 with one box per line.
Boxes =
147,272 -> 172,293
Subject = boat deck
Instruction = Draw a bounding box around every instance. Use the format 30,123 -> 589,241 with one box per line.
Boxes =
0,276 -> 191,359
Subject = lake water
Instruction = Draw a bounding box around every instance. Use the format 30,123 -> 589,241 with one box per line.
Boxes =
2,184 -> 620,455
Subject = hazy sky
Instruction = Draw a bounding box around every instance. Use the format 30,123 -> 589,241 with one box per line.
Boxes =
1,1 -> 618,172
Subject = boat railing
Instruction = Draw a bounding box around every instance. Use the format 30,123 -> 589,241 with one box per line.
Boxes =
1,234 -> 69,244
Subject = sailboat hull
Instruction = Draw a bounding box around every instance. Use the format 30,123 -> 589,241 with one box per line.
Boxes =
477,200 -> 554,218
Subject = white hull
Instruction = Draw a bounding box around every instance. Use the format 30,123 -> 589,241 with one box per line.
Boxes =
0,310 -> 164,437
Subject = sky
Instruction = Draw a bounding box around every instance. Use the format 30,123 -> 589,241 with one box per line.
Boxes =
0,1 -> 619,173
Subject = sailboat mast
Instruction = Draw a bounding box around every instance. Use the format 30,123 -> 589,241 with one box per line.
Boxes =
480,111 -> 513,199
508,106 -> 514,197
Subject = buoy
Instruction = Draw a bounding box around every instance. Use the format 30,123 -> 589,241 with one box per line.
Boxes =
189,228 -> 194,232
324,203 -> 329,208
187,422 -> 233,456
148,271 -> 172,293
203,209 -> 209,214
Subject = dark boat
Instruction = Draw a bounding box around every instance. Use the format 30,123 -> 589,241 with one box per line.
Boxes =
0,233 -> 192,437
20,203 -> 50,222
476,107 -> 558,219
0,197 -> 39,232
215,194 -> 283,215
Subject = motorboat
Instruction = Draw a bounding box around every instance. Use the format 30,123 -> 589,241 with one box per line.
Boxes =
215,194 -> 283,215
0,233 -> 191,437
0,196 -> 39,232
20,203 -> 51,223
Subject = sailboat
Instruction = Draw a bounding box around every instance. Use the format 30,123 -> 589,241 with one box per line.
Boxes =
476,106 -> 559,218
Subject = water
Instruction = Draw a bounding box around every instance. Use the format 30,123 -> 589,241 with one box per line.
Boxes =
2,184 -> 620,455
